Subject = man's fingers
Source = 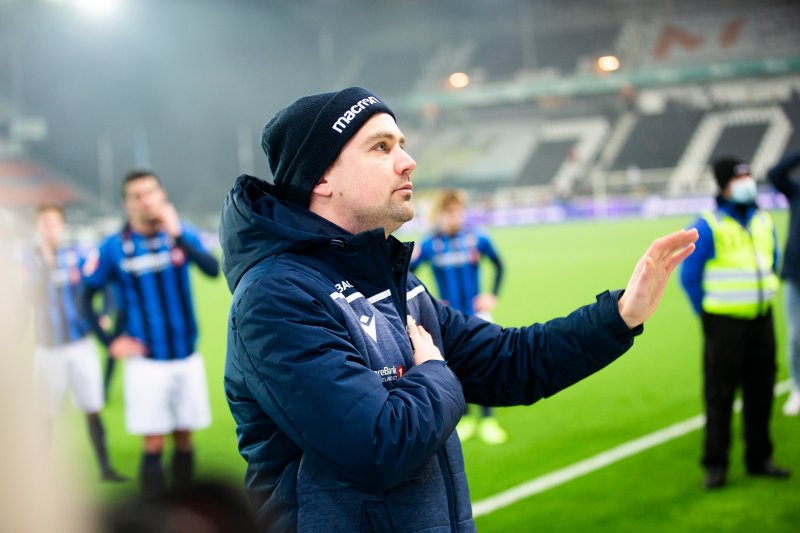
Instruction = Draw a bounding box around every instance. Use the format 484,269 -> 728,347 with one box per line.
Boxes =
665,242 -> 696,273
407,315 -> 443,364
406,316 -> 419,342
408,315 -> 432,341
647,228 -> 699,259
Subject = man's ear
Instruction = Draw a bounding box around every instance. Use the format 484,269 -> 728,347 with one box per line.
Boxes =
311,172 -> 333,198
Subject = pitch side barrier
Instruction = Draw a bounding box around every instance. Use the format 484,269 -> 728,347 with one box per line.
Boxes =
465,192 -> 788,228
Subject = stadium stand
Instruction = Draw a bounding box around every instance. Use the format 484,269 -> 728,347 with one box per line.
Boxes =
609,108 -> 704,171
517,140 -> 575,187
1,0 -> 798,220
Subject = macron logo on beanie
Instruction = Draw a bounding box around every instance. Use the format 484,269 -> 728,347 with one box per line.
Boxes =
331,96 -> 382,133
262,87 -> 394,207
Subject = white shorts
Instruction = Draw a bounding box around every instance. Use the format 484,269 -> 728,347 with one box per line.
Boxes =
123,353 -> 211,435
35,336 -> 105,416
475,311 -> 494,322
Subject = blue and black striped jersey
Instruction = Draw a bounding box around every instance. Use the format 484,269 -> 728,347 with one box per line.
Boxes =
83,224 -> 217,360
410,229 -> 503,315
32,246 -> 91,347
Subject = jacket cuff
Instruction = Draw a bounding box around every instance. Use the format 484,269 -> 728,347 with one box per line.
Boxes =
600,289 -> 644,340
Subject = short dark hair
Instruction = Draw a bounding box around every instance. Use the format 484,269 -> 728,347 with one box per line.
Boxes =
122,169 -> 160,197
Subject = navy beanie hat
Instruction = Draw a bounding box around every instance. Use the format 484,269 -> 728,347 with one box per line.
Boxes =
712,156 -> 749,191
261,87 -> 395,207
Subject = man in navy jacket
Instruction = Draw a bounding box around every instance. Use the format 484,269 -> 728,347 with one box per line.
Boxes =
219,87 -> 697,532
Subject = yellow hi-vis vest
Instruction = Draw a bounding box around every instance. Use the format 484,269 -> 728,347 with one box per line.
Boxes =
701,209 -> 779,318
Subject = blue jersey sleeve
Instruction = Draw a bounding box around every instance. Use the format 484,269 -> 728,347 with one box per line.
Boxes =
80,236 -> 119,346
176,224 -> 219,277
178,224 -> 205,250
409,237 -> 432,272
82,236 -> 117,289
679,217 -> 714,315
477,233 -> 504,295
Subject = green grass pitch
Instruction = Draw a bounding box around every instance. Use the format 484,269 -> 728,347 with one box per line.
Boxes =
65,212 -> 799,531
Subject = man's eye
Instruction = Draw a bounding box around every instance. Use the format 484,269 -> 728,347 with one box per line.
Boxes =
374,141 -> 387,151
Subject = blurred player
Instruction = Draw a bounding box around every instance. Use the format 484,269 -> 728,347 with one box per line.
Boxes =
410,189 -> 507,444
680,157 -> 790,489
82,170 -> 219,495
31,205 -> 125,482
1,209 -> 91,533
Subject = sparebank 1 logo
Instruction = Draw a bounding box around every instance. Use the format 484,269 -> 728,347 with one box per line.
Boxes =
374,365 -> 406,384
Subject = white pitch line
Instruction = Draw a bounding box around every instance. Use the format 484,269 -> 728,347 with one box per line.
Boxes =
472,379 -> 793,518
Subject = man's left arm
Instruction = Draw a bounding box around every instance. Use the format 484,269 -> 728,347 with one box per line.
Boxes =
440,228 -> 697,407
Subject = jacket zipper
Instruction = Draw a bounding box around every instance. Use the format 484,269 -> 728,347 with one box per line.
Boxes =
436,449 -> 458,532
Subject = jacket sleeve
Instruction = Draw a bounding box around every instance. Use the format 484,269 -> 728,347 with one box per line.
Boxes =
767,150 -> 800,199
229,266 -> 465,494
433,289 -> 642,407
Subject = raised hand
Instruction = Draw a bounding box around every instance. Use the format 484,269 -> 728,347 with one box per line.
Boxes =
618,228 -> 698,328
159,202 -> 183,238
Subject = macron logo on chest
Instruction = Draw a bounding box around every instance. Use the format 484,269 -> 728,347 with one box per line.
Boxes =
331,96 -> 381,133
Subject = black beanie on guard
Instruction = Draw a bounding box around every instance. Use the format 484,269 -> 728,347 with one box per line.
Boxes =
712,156 -> 750,191
261,87 -> 395,207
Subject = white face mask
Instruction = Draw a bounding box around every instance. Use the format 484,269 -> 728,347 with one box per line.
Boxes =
730,177 -> 757,204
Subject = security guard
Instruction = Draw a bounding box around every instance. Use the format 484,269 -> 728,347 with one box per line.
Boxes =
680,156 -> 790,489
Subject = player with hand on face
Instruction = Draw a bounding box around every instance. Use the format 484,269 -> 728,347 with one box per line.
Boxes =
82,170 -> 219,496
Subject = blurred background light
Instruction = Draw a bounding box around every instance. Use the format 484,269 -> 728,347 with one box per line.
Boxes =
448,72 -> 471,89
71,0 -> 120,19
596,55 -> 621,72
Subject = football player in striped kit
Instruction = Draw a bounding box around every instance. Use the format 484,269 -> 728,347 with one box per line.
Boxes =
82,170 -> 219,495
32,204 -> 125,482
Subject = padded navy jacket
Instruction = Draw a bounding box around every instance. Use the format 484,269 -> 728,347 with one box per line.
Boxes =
220,175 -> 642,532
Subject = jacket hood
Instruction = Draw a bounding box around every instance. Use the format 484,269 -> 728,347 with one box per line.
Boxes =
219,174 -> 351,292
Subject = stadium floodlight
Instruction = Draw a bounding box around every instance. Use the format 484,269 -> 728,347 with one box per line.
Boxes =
596,55 -> 620,73
71,0 -> 120,19
448,72 -> 471,89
